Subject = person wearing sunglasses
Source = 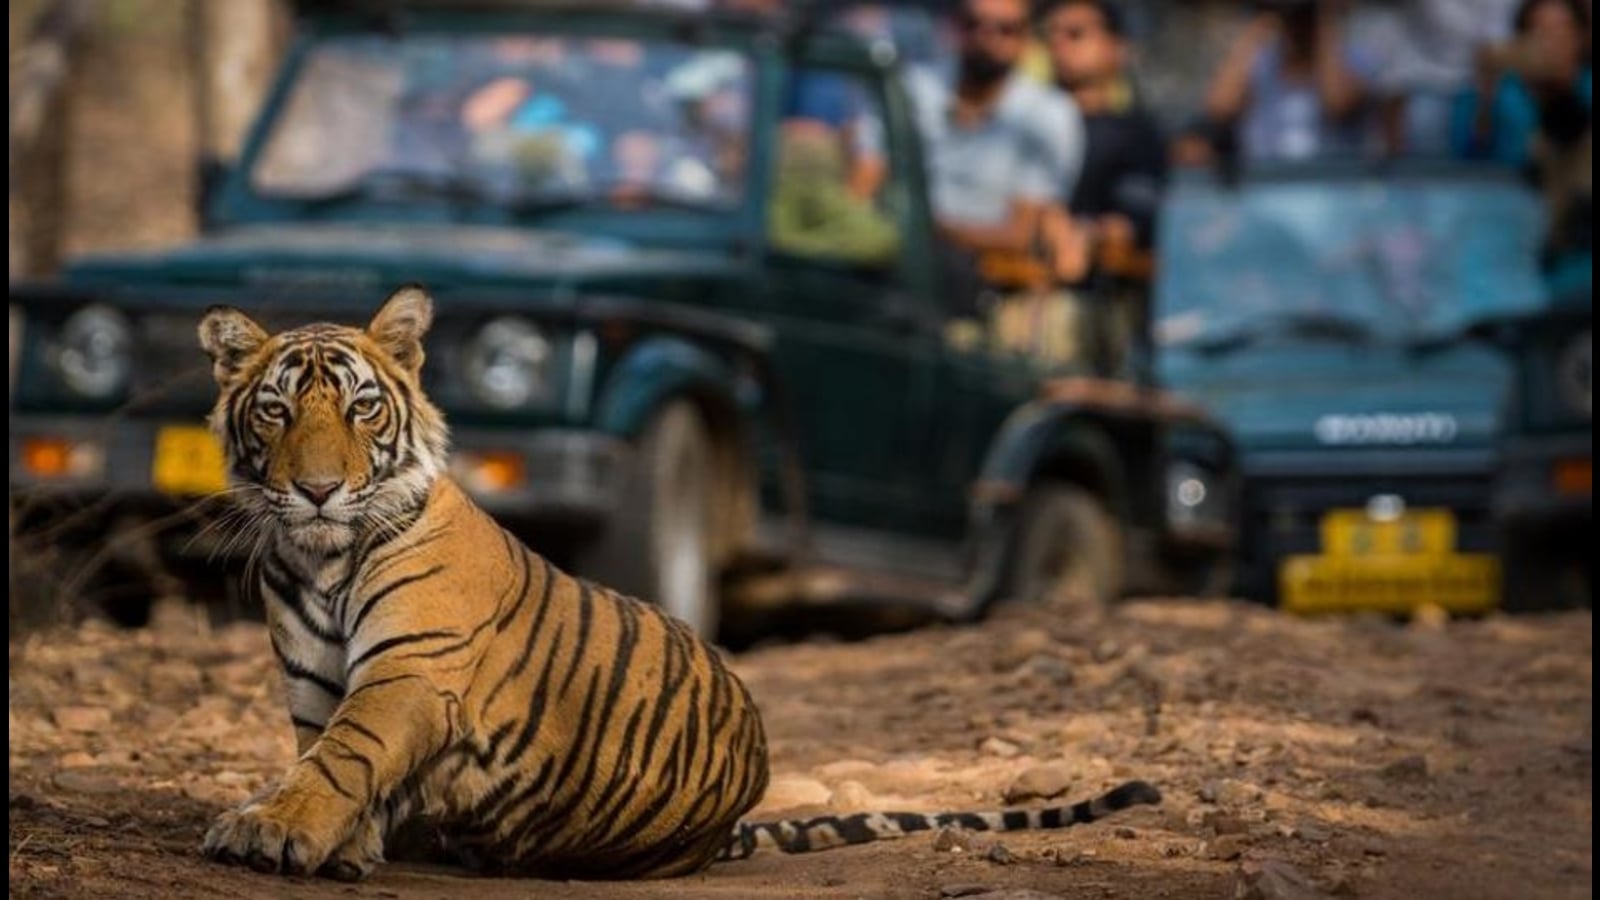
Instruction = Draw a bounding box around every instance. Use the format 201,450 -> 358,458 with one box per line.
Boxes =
907,0 -> 1084,290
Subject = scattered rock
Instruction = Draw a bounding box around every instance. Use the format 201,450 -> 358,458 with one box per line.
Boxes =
146,661 -> 203,698
1410,603 -> 1450,631
180,778 -> 250,807
1016,654 -> 1073,687
978,737 -> 1022,759
827,780 -> 875,811
1362,841 -> 1389,857
1002,764 -> 1074,804
1196,776 -> 1262,809
1091,639 -> 1122,663
996,628 -> 1056,671
1380,755 -> 1429,782
983,842 -> 1015,864
57,751 -> 98,769
1204,834 -> 1248,861
10,792 -> 37,810
1046,846 -> 1097,866
1232,859 -> 1335,900
1322,870 -> 1362,898
1113,826 -> 1138,839
1349,707 -> 1381,726
941,885 -> 995,899
1249,823 -> 1289,841
934,826 -> 975,853
80,815 -> 111,828
140,708 -> 179,733
52,706 -> 111,734
1293,819 -> 1332,843
51,772 -> 122,795
1202,810 -> 1251,835
212,771 -> 252,788
761,775 -> 832,810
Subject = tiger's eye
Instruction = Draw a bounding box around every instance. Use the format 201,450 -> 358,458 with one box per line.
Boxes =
257,399 -> 290,422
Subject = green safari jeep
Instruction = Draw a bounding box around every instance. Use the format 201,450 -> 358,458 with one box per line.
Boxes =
9,1 -> 1237,638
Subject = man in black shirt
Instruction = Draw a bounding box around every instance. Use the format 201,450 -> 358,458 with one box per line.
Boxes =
1041,0 -> 1167,276
1040,0 -> 1168,376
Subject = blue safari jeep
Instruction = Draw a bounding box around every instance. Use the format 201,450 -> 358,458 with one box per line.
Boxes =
9,1 -> 1237,638
1155,160 -> 1585,614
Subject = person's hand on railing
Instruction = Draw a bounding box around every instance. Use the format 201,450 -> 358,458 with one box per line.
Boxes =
1090,214 -> 1154,282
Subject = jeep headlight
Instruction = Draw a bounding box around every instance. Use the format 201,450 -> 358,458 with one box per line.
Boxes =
464,317 -> 552,409
1557,329 -> 1591,421
1167,459 -> 1226,529
56,305 -> 132,399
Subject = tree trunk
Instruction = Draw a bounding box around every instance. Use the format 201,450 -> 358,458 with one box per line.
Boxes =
189,0 -> 287,164
8,0 -> 92,279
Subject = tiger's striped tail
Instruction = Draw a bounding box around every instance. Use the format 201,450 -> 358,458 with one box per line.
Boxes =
716,779 -> 1161,860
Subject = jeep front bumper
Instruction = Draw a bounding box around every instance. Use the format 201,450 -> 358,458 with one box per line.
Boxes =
11,415 -> 632,534
1493,433 -> 1592,531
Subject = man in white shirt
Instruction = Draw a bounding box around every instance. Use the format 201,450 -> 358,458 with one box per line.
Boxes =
908,0 -> 1085,265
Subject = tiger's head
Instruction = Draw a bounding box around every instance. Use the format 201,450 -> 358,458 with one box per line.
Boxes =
198,285 -> 449,554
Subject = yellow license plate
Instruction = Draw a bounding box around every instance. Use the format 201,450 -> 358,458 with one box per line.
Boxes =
151,425 -> 227,496
1280,508 -> 1500,614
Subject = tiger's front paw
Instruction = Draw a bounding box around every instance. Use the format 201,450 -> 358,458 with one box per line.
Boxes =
201,794 -> 340,876
316,814 -> 385,882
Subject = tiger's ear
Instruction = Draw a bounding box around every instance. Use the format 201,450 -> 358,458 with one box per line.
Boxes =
368,284 -> 433,373
198,306 -> 269,387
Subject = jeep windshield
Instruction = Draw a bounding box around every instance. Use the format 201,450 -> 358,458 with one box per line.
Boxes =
1153,164 -> 1552,353
247,30 -> 753,217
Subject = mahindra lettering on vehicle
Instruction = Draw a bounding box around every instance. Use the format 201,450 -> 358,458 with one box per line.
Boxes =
1312,412 -> 1459,446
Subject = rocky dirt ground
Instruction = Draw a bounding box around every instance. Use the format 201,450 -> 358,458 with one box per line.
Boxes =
8,6 -> 1591,896
7,599 -> 1592,900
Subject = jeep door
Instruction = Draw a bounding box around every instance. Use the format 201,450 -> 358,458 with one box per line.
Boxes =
759,52 -> 941,534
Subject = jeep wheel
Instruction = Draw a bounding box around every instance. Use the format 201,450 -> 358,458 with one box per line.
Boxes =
1502,530 -> 1591,612
577,401 -> 719,638
1003,484 -> 1124,612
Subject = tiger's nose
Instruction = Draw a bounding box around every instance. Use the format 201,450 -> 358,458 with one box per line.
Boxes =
293,479 -> 342,507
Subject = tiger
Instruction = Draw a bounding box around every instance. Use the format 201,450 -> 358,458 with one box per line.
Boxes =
195,284 -> 1162,881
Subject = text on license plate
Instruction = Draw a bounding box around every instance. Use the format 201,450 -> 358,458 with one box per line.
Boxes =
1280,508 -> 1500,614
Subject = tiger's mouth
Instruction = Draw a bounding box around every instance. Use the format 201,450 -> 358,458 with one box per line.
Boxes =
283,517 -> 358,553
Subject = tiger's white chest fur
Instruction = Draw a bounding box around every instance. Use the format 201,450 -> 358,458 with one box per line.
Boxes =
261,550 -> 356,731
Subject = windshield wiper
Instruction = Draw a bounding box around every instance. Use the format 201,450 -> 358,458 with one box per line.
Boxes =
271,171 -> 722,216
1188,310 -> 1378,355
272,170 -> 502,210
1405,320 -> 1503,357
505,183 -> 721,216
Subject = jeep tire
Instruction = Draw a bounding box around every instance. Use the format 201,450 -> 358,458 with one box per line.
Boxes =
1501,528 -> 1591,612
578,401 -> 720,639
1002,483 -> 1124,612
